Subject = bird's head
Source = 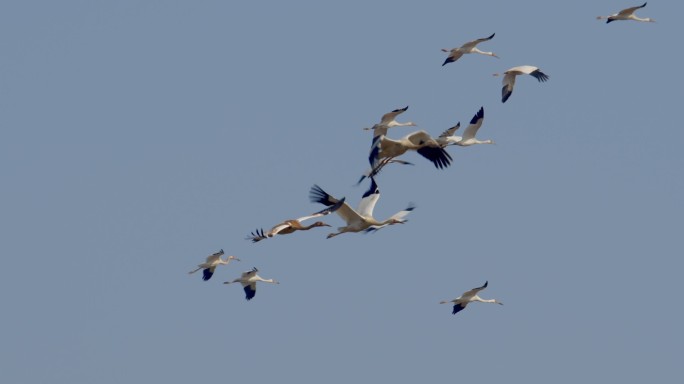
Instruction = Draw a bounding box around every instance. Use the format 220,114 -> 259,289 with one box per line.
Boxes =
390,218 -> 407,225
314,221 -> 331,228
646,18 -> 656,22
491,52 -> 500,58
441,48 -> 450,52
228,255 -> 241,262
439,300 -> 449,304
495,300 -> 504,305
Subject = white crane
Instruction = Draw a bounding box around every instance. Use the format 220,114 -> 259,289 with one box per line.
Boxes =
309,177 -> 415,238
362,106 -> 417,138
597,2 -> 655,23
494,65 -> 549,103
440,281 -> 503,315
247,198 -> 346,243
224,267 -> 279,301
437,106 -> 493,147
188,249 -> 240,281
442,33 -> 498,66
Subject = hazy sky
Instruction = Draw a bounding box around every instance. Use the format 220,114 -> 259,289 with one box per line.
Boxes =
2,1 -> 682,383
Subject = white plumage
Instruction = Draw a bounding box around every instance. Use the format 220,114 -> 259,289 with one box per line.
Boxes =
442,33 -> 498,66
188,249 -> 240,281
224,267 -> 279,301
440,281 -> 503,315
494,65 -> 549,103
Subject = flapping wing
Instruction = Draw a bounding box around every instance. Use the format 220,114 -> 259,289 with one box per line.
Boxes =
462,281 -> 488,300
204,249 -> 224,263
356,177 -> 380,218
439,122 -> 460,139
202,267 -> 215,281
452,303 -> 467,315
442,50 -> 464,66
242,283 -> 257,300
296,197 -> 347,223
364,203 -> 416,233
246,228 -> 268,243
379,106 -> 409,125
309,184 -> 361,225
461,107 -> 484,141
461,33 -> 495,50
618,2 -> 647,16
529,69 -> 549,82
501,72 -> 516,103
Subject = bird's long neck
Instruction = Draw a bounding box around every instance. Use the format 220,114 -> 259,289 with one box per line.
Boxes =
631,16 -> 653,22
473,297 -> 497,304
388,121 -> 414,127
473,48 -> 495,57
258,277 -> 277,284
300,223 -> 320,230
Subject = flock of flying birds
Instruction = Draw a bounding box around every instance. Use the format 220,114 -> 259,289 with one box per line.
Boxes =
188,3 -> 655,315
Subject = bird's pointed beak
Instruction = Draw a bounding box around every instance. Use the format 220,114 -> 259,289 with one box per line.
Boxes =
223,281 -> 231,284
235,258 -> 241,262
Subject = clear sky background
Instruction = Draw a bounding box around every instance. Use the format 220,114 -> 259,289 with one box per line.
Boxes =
2,1 -> 682,383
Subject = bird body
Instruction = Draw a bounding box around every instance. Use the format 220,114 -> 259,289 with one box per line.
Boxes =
224,267 -> 279,300
247,198 -> 346,242
440,281 -> 503,315
495,65 -> 549,103
309,178 -> 415,238
437,106 -> 493,147
188,249 -> 240,281
597,3 -> 654,23
442,33 -> 498,66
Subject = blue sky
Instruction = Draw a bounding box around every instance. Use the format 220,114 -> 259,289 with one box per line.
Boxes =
2,1 -> 682,382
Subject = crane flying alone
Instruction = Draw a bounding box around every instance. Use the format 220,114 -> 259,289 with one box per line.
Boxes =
224,267 -> 279,301
494,65 -> 549,103
441,33 -> 498,66
597,2 -> 655,23
440,281 -> 503,315
188,249 -> 240,281
309,177 -> 415,238
247,198 -> 346,243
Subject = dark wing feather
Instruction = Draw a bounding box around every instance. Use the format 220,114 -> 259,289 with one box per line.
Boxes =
452,303 -> 466,315
202,268 -> 214,281
530,69 -> 549,82
416,146 -> 452,169
243,285 -> 256,301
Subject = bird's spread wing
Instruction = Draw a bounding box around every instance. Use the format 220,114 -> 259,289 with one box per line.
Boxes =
356,178 -> 380,218
243,283 -> 257,300
202,267 -> 215,281
461,33 -> 495,50
364,203 -> 416,233
452,303 -> 467,315
461,107 -> 485,141
204,249 -> 224,263
405,131 -> 452,169
618,2 -> 647,16
379,106 -> 408,125
247,228 -> 267,243
241,267 -> 258,279
462,281 -> 488,300
443,50 -> 464,66
309,185 -> 362,225
439,122 -> 460,138
529,69 -> 549,82
296,197 -> 346,223
501,72 -> 516,103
